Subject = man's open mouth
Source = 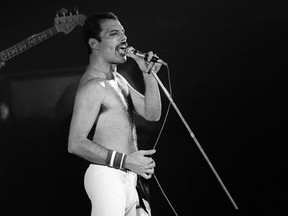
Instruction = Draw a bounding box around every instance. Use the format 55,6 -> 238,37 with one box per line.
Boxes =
116,43 -> 128,56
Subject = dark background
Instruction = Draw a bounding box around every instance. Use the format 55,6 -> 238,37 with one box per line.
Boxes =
1,0 -> 288,215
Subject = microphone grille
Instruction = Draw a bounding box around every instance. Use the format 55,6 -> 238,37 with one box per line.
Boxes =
125,46 -> 135,56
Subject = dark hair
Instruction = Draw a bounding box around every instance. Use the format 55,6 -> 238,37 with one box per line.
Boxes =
82,12 -> 119,55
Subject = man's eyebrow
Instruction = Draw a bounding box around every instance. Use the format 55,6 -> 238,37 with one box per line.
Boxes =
109,29 -> 119,33
109,28 -> 125,34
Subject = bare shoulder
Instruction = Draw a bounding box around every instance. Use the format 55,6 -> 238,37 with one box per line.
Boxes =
76,74 -> 107,101
115,72 -> 128,84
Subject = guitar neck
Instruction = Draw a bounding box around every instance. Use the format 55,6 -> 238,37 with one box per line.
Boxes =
0,26 -> 59,62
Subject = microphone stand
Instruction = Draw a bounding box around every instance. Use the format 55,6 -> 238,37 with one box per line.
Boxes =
151,70 -> 239,210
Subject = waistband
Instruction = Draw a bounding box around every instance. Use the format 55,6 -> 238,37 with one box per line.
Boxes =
89,163 -> 132,174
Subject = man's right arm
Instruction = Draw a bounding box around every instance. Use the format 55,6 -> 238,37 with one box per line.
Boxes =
68,80 -> 109,164
67,80 -> 156,179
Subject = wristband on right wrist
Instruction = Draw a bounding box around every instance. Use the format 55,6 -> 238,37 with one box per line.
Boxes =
106,150 -> 127,170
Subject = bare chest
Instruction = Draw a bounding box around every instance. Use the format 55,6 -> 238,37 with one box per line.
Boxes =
104,79 -> 132,114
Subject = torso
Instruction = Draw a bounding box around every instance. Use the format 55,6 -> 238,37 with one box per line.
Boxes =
82,71 -> 138,154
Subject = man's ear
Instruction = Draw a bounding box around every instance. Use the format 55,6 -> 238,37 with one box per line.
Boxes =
88,38 -> 99,50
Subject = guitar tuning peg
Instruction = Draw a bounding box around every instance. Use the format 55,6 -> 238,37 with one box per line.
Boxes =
59,8 -> 68,16
74,6 -> 79,14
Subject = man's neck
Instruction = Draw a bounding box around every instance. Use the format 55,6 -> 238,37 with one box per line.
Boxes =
89,54 -> 117,80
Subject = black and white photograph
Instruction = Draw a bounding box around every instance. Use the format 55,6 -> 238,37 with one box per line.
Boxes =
1,0 -> 287,215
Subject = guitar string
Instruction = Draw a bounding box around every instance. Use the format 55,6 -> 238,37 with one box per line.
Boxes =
1,27 -> 58,60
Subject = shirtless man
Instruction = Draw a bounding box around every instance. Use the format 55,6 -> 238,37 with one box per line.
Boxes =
68,12 -> 162,216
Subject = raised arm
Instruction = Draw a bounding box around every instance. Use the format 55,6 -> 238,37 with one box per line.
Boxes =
124,51 -> 162,121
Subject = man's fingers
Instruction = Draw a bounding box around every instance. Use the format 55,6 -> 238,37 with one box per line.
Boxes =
145,168 -> 154,174
141,173 -> 153,179
151,63 -> 162,73
145,62 -> 154,73
141,149 -> 156,156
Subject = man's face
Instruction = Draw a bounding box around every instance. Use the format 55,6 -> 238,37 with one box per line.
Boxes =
98,19 -> 128,64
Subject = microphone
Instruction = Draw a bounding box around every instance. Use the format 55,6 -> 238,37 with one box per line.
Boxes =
125,46 -> 167,66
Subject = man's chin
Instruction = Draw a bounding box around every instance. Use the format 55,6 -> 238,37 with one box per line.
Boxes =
110,58 -> 127,65
117,56 -> 127,64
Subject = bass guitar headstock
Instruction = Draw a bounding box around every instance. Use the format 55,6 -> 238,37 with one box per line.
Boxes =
55,7 -> 86,34
0,7 -> 86,69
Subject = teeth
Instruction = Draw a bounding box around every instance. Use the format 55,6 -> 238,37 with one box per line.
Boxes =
117,44 -> 127,55
118,48 -> 125,54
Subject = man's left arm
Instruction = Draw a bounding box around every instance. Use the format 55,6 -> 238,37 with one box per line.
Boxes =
125,50 -> 163,121
140,71 -> 161,121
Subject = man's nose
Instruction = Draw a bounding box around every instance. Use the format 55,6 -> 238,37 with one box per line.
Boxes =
120,32 -> 127,42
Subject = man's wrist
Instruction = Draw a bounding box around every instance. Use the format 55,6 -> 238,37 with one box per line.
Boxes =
106,150 -> 127,170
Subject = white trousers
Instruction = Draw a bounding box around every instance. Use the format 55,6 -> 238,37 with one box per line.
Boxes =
84,164 -> 150,216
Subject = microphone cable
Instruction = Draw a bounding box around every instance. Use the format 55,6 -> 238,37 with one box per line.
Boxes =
149,60 -> 238,213
151,63 -> 180,216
